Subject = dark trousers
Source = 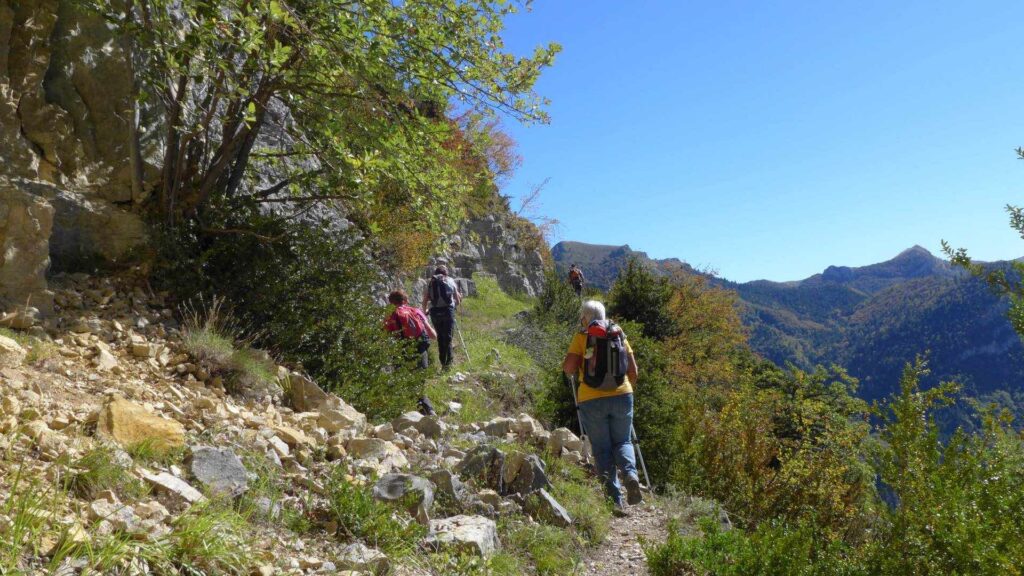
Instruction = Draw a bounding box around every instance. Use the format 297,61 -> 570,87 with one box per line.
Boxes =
430,308 -> 456,367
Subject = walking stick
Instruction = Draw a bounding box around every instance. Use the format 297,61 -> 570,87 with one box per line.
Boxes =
567,375 -> 652,490
455,308 -> 470,363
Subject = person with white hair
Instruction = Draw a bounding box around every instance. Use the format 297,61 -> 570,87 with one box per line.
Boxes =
562,299 -> 642,515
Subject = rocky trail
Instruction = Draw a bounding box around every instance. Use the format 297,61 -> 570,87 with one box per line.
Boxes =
0,271 -> 639,575
581,501 -> 667,576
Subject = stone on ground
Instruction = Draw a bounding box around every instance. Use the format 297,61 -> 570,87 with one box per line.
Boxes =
425,515 -> 500,558
96,396 -> 184,451
372,473 -> 435,525
187,446 -> 250,497
0,335 -> 26,368
140,470 -> 205,504
338,542 -> 389,575
548,427 -> 583,455
502,451 -> 549,496
527,488 -> 573,528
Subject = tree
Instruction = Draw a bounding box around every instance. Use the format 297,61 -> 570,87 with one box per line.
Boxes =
84,0 -> 560,240
942,153 -> 1024,336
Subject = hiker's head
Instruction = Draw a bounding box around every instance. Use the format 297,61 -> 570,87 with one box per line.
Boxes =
434,265 -> 448,276
388,290 -> 408,306
579,300 -> 605,327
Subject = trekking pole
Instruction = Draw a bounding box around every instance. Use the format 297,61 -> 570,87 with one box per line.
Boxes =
566,374 -> 588,439
455,308 -> 470,363
570,375 -> 652,490
631,424 -> 652,491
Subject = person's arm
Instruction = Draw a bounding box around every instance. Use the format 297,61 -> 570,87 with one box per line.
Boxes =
454,284 -> 463,307
422,283 -> 431,311
562,334 -> 585,376
626,341 -> 638,385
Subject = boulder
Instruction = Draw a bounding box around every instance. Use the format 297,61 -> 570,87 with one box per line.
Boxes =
456,445 -> 505,489
0,181 -> 54,313
424,515 -> 500,558
318,402 -> 366,434
547,427 -> 583,455
501,452 -> 549,496
273,425 -> 310,447
372,474 -> 435,525
391,411 -> 423,434
287,372 -> 331,412
337,542 -> 389,575
96,396 -> 184,452
187,446 -> 250,498
140,470 -> 205,504
429,469 -> 471,505
0,336 -> 26,368
483,417 -> 515,437
527,488 -> 573,528
347,438 -> 390,459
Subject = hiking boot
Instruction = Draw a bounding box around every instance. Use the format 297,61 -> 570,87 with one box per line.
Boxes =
612,501 -> 629,518
625,476 -> 644,505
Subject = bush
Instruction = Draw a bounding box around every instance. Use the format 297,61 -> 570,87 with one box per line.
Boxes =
155,211 -> 425,420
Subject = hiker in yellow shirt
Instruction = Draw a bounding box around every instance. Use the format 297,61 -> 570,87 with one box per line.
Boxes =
562,300 -> 642,515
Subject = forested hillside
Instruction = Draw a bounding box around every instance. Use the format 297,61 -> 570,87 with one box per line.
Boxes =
554,242 -> 1024,413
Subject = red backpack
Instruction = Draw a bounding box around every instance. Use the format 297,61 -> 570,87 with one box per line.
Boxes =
391,305 -> 427,340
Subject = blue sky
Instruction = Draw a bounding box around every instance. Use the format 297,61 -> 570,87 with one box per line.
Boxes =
498,1 -> 1024,282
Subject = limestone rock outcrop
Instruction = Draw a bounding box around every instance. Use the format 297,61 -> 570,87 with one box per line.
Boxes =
0,181 -> 54,312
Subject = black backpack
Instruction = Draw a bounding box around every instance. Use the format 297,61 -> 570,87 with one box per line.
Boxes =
582,320 -> 630,391
429,275 -> 455,309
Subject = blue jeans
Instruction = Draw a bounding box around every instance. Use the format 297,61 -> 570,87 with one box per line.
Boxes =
577,393 -> 638,505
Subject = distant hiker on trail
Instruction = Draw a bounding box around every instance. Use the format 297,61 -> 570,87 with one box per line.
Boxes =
562,300 -> 642,516
422,265 -> 462,370
568,264 -> 585,297
385,290 -> 437,415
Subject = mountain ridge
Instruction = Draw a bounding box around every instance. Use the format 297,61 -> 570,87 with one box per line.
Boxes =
551,240 -> 1024,408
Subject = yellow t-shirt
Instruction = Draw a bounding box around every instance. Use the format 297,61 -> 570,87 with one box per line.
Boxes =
567,332 -> 634,403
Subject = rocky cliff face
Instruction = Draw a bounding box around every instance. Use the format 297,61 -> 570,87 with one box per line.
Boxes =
419,214 -> 546,299
0,0 -> 152,307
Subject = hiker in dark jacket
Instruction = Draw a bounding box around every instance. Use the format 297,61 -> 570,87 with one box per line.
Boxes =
385,289 -> 437,415
421,265 -> 462,369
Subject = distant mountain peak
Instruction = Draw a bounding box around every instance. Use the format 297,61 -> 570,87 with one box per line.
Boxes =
896,245 -> 935,258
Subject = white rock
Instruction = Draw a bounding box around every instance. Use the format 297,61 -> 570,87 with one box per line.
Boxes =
425,515 -> 500,558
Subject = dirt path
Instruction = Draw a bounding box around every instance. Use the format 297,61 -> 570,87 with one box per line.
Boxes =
580,500 -> 669,576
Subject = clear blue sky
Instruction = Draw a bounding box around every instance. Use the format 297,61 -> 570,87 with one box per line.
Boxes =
498,1 -> 1024,282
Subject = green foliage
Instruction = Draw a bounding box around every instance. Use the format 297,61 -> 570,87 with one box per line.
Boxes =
181,302 -> 281,396
64,447 -> 149,502
944,202 -> 1024,336
864,360 -> 1024,574
0,467 -> 60,572
326,469 -> 427,557
156,214 -> 425,420
608,258 -> 679,340
644,518 -> 867,576
84,0 -> 558,256
502,520 -> 580,575
161,502 -> 256,575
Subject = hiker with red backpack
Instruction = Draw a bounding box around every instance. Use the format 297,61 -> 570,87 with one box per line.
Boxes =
385,290 -> 438,415
568,264 -> 585,297
421,265 -> 462,369
562,299 -> 643,516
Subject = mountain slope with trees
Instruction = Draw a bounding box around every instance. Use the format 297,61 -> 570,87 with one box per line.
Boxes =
552,241 -> 1024,406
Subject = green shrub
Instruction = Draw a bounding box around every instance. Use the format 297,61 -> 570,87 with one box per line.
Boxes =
156,213 -> 426,420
